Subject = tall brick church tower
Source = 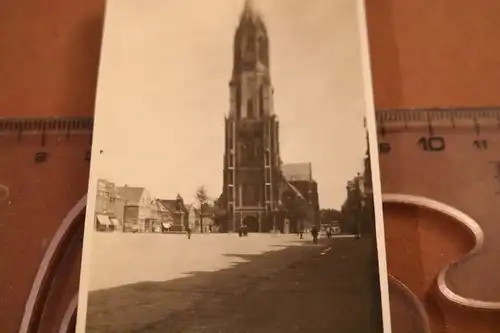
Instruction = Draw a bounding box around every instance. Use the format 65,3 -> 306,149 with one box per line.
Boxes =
221,0 -> 282,232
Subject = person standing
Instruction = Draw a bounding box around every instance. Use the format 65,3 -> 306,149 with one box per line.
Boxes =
187,226 -> 192,240
311,226 -> 319,244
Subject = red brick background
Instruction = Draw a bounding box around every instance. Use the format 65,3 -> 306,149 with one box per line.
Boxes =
1,0 -> 500,332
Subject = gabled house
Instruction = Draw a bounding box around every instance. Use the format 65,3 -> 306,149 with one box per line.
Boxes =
155,199 -> 175,232
157,194 -> 189,232
95,179 -> 125,232
118,185 -> 157,232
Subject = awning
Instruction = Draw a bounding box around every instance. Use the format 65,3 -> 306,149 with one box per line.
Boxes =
110,218 -> 119,226
96,214 -> 111,226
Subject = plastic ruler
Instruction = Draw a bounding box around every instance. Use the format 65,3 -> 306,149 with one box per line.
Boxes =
0,117 -> 91,333
376,107 -> 500,332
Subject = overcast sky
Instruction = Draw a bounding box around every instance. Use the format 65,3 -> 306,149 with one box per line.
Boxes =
89,0 -> 370,210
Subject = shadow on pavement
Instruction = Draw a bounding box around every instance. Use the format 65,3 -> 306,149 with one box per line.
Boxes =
267,237 -> 333,248
85,237 -> 385,333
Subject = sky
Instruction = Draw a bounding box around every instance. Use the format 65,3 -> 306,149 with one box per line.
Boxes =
89,0 -> 371,210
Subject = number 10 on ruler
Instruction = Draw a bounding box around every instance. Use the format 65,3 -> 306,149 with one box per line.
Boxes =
418,137 -> 445,152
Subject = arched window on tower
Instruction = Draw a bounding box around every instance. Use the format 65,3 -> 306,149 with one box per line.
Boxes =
238,143 -> 248,165
242,184 -> 258,206
258,35 -> 268,66
246,141 -> 255,163
236,87 -> 242,119
254,142 -> 261,160
259,85 -> 264,117
247,99 -> 255,119
246,35 -> 255,53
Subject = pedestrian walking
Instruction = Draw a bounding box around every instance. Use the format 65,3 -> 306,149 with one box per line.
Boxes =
187,226 -> 192,240
298,221 -> 304,239
311,226 -> 319,244
326,226 -> 332,238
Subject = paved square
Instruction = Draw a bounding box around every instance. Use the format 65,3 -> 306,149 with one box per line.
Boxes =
88,232 -> 314,291
85,233 -> 385,333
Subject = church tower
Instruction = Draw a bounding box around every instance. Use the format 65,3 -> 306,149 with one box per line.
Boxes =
222,0 -> 282,232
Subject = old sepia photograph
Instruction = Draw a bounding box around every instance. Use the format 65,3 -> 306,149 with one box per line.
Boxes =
76,0 -> 390,332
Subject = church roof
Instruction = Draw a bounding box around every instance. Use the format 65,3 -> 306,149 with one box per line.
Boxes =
285,181 -> 306,200
281,163 -> 313,182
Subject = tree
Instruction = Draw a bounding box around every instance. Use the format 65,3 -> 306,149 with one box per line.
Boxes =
195,186 -> 210,233
339,175 -> 365,234
320,208 -> 342,225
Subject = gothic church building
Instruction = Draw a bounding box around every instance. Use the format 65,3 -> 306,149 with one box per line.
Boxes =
216,0 -> 320,233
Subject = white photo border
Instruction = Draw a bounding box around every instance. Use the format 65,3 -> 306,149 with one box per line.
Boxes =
75,1 -> 393,332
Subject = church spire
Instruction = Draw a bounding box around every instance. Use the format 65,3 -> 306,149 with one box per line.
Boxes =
237,0 -> 266,36
232,0 -> 269,77
240,0 -> 260,22
229,0 -> 273,119
243,0 -> 255,15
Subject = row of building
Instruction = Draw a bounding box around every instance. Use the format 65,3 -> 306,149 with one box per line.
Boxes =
94,179 -> 216,233
340,132 -> 376,235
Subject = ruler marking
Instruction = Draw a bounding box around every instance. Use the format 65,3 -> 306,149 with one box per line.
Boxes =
473,116 -> 481,135
377,107 -> 500,140
378,126 -> 500,136
426,111 -> 434,136
377,107 -> 500,206
0,117 -> 94,135
377,108 -> 500,124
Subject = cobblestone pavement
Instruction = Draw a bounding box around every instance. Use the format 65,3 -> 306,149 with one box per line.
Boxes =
85,235 -> 385,333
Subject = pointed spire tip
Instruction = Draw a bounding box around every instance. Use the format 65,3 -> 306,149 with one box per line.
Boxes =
244,0 -> 254,9
243,0 -> 256,15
